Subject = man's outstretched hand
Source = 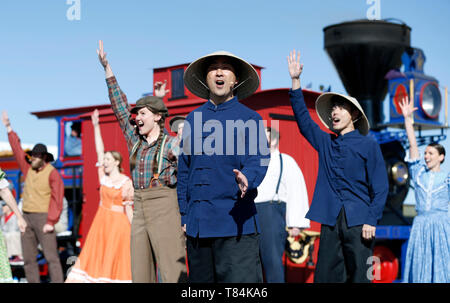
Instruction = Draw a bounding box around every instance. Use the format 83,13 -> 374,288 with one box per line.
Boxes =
233,169 -> 248,198
287,49 -> 303,90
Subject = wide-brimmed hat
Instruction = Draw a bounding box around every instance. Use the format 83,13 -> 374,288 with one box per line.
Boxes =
27,143 -> 54,163
131,96 -> 169,117
183,51 -> 260,100
315,92 -> 370,136
169,116 -> 186,133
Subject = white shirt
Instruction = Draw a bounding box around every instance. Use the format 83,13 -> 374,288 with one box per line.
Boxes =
0,178 -> 9,190
255,149 -> 310,228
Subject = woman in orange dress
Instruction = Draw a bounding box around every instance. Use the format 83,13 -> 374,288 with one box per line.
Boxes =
65,109 -> 133,283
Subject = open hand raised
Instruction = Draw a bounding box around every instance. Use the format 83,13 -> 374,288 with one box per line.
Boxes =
97,40 -> 109,69
287,50 -> 304,79
1,111 -> 10,128
154,80 -> 170,98
91,109 -> 100,126
399,96 -> 417,121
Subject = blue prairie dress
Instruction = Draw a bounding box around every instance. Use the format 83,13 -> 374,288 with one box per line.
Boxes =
403,157 -> 450,283
0,168 -> 14,283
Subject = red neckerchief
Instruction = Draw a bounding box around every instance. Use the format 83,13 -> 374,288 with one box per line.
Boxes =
4,212 -> 14,224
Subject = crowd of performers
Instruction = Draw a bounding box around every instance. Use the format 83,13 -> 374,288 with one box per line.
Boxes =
0,44 -> 448,283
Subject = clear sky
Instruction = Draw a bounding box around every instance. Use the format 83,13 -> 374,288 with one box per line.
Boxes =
1,0 -> 449,204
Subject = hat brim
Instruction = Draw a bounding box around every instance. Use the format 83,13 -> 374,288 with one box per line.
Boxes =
130,105 -> 168,117
130,105 -> 144,114
315,92 -> 370,136
169,116 -> 186,132
183,51 -> 260,100
25,150 -> 54,163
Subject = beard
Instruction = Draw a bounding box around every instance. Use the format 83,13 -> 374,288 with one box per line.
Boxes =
31,158 -> 44,170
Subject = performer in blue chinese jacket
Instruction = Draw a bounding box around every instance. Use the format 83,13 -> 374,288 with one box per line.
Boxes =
178,51 -> 270,283
287,50 -> 389,283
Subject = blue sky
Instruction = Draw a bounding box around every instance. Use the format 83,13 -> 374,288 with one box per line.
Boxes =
1,0 -> 449,204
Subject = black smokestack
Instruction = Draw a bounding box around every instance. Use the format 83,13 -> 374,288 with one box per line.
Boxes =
324,20 -> 411,128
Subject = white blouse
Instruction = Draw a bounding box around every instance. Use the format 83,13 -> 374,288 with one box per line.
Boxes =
255,149 -> 310,228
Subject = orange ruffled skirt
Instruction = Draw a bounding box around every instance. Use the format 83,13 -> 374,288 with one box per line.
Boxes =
65,184 -> 131,283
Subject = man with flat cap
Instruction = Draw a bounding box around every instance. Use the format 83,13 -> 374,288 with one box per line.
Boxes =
97,40 -> 187,283
286,50 -> 388,283
2,111 -> 64,283
179,51 -> 270,282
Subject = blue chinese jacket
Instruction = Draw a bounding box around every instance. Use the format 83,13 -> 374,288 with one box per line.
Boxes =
177,96 -> 270,238
290,88 -> 389,227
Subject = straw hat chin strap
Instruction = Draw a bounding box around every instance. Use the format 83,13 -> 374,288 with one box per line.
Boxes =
327,115 -> 361,125
231,77 -> 250,92
193,74 -> 251,95
193,73 -> 210,91
352,116 -> 362,124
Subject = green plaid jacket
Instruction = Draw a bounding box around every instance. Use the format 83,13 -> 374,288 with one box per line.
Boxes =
0,168 -> 5,182
106,76 -> 177,189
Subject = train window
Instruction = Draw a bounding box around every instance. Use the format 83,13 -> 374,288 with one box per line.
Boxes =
169,68 -> 187,100
64,121 -> 82,156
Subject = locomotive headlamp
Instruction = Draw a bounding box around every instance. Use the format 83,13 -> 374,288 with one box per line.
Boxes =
391,161 -> 409,186
388,48 -> 445,127
420,82 -> 441,119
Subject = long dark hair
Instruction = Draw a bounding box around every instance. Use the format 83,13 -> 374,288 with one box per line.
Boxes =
428,142 -> 446,164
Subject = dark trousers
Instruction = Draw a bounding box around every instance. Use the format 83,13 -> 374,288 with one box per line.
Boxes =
314,208 -> 374,283
21,212 -> 64,283
186,234 -> 263,283
256,202 -> 287,283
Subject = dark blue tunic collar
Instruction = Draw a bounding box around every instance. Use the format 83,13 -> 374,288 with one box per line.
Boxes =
206,96 -> 239,111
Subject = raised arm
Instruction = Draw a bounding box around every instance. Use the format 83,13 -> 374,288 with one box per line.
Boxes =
96,40 -> 138,152
97,40 -> 114,79
2,111 -> 12,133
288,50 -> 303,90
91,109 -> 105,179
2,111 -> 30,175
287,50 -> 328,151
399,96 -> 419,160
